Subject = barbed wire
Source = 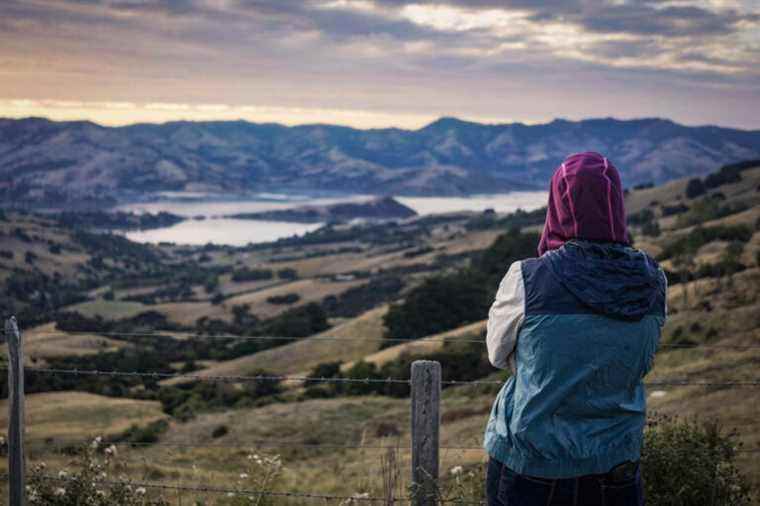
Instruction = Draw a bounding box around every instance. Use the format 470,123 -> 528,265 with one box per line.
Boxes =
15,366 -> 760,388
19,473 -> 405,503
27,330 -> 485,344
441,377 -> 760,387
14,473 -> 488,505
24,329 -> 760,351
25,437 -> 483,451
24,437 -> 760,455
18,366 -> 411,384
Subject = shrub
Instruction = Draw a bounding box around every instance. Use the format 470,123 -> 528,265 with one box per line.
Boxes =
444,417 -> 753,506
231,267 -> 274,282
27,438 -> 170,505
661,203 -> 689,217
266,293 -> 300,305
685,178 -> 706,199
628,209 -> 655,226
110,419 -> 169,445
277,267 -> 298,280
641,416 -> 752,505
244,369 -> 282,398
212,425 -> 229,438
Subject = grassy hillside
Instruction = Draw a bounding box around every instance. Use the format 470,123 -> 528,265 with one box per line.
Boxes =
2,159 -> 760,503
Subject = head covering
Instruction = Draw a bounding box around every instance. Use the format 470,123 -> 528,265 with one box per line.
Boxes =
538,152 -> 628,256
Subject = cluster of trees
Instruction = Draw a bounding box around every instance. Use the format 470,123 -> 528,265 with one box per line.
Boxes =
627,209 -> 660,237
465,207 -> 546,232
56,210 -> 184,231
685,159 -> 760,199
675,195 -> 748,228
384,228 -> 539,341
302,336 -> 495,400
658,224 -> 753,260
322,276 -> 404,318
266,293 -> 300,305
231,267 -> 298,283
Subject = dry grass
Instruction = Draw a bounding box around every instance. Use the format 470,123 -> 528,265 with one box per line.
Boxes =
10,322 -> 131,360
624,178 -> 689,216
67,299 -> 150,320
0,392 -> 167,441
153,300 -> 230,326
223,278 -> 365,319
346,320 -> 487,370
51,394 -> 488,499
161,305 -> 389,386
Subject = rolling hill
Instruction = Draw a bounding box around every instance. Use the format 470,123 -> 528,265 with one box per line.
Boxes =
2,159 -> 760,502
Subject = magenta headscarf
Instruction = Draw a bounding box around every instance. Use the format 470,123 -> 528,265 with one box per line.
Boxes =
537,152 -> 628,256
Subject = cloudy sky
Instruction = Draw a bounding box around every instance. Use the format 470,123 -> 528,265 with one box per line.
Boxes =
1,0 -> 759,129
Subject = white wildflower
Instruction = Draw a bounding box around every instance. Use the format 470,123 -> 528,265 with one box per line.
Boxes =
450,466 -> 463,476
239,473 -> 249,479
352,492 -> 370,499
58,470 -> 68,479
104,444 -> 117,456
135,487 -> 146,495
54,487 -> 66,496
227,492 -> 235,497
91,436 -> 102,449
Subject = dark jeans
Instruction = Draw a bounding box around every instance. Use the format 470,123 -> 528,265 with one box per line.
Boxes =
486,458 -> 644,506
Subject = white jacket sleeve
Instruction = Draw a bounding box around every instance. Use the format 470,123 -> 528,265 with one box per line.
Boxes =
486,261 -> 525,372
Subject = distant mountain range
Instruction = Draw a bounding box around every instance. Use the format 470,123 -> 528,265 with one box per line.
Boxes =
2,116 -> 760,207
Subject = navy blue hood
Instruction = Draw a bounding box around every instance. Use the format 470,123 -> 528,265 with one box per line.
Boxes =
544,240 -> 665,321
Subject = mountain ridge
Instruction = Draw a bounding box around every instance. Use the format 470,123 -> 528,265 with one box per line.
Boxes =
2,115 -> 760,207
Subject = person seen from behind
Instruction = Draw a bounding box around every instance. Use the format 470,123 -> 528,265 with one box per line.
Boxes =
484,152 -> 667,506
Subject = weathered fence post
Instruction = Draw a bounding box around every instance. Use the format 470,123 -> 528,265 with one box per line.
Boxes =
410,360 -> 440,506
5,317 -> 25,506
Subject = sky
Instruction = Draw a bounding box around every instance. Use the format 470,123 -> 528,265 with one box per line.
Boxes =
1,0 -> 759,130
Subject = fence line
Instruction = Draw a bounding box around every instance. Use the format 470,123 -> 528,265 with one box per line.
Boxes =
14,366 -> 760,388
6,317 -> 760,506
28,330 -> 485,344
26,438 -> 483,451
20,473 -> 404,503
23,437 -> 760,454
25,330 -> 760,350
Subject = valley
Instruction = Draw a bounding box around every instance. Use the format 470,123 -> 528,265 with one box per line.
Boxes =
1,160 -> 759,503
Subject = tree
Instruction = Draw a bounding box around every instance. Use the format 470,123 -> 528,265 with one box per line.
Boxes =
685,178 -> 706,199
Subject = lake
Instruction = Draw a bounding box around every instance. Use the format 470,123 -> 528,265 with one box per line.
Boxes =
120,192 -> 547,246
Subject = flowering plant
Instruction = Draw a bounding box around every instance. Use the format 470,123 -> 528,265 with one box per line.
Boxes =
26,436 -> 169,506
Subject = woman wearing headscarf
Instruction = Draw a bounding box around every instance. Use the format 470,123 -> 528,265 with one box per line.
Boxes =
484,152 -> 667,506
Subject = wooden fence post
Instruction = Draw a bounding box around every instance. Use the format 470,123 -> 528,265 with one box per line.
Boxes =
410,360 -> 440,506
5,317 -> 25,506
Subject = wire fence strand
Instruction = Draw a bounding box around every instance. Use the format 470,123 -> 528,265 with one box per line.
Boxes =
24,437 -> 760,454
24,330 -> 760,350
15,366 -> 760,388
